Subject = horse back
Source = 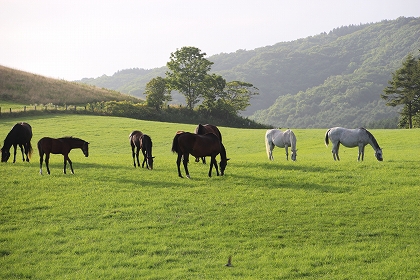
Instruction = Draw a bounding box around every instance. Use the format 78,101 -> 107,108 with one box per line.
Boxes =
129,130 -> 143,147
196,124 -> 222,142
38,137 -> 71,154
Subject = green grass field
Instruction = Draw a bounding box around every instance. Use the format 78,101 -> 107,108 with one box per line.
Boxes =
1,115 -> 419,279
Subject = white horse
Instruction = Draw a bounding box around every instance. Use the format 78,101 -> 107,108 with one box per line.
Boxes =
325,127 -> 383,161
265,129 -> 297,161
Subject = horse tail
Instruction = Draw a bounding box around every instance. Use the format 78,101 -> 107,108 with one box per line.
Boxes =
325,129 -> 330,146
37,139 -> 43,157
27,141 -> 33,159
265,130 -> 272,160
171,133 -> 181,153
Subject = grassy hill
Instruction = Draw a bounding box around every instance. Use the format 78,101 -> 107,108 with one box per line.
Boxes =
0,115 -> 419,278
0,65 -> 140,105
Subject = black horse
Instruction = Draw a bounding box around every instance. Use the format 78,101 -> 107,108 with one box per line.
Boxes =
1,122 -> 33,163
129,130 -> 154,169
38,137 -> 89,175
194,124 -> 223,164
172,131 -> 229,178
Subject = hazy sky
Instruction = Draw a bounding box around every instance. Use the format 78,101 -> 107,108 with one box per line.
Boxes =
1,0 -> 419,81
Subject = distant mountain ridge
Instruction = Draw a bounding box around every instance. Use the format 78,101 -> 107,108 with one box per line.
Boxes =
79,17 -> 420,128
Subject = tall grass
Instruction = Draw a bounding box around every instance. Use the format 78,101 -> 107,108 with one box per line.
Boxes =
1,115 -> 419,279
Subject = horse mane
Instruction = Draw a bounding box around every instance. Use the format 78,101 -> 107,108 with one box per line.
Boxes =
362,128 -> 381,149
59,136 -> 85,142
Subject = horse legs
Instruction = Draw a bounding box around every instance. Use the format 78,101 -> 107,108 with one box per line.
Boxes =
141,149 -> 147,168
67,157 -> 74,174
182,154 -> 190,178
131,145 -> 136,167
45,153 -> 51,175
18,144 -> 26,162
284,146 -> 289,161
135,147 -> 140,167
63,155 -> 74,174
358,145 -> 365,161
332,142 -> 340,161
12,144 -> 18,163
39,152 -> 44,175
208,155 -> 219,177
176,153 -> 184,178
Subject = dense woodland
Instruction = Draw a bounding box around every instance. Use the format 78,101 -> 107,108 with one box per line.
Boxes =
80,17 -> 420,128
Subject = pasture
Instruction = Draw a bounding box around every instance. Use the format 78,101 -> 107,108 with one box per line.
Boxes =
1,115 -> 419,279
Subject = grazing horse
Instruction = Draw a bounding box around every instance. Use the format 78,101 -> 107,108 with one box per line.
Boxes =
38,137 -> 89,174
325,127 -> 383,161
194,124 -> 223,164
1,122 -> 33,163
265,129 -> 297,161
129,130 -> 154,169
171,131 -> 229,178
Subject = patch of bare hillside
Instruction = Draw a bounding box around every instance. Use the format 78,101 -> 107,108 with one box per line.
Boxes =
0,65 -> 141,105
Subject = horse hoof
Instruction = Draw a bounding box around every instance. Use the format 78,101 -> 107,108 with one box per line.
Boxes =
186,175 -> 191,179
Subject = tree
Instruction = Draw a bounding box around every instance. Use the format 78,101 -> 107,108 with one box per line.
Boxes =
381,53 -> 420,128
218,81 -> 259,115
200,74 -> 226,111
144,77 -> 172,111
166,47 -> 213,109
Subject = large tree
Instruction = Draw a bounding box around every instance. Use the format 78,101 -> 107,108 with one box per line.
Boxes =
144,77 -> 172,111
219,81 -> 259,115
381,53 -> 420,128
166,47 -> 213,109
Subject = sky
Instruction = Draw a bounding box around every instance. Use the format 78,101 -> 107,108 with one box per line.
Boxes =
1,0 -> 420,81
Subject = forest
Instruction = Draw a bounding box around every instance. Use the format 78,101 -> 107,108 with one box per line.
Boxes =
79,17 -> 420,128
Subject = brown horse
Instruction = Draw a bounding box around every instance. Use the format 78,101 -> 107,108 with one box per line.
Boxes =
129,130 -> 154,169
194,124 -> 223,164
1,122 -> 33,163
171,131 -> 229,178
38,137 -> 89,175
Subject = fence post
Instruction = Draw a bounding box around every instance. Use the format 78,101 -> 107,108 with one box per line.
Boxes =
34,105 -> 36,111
24,106 -> 26,112
10,108 -> 12,113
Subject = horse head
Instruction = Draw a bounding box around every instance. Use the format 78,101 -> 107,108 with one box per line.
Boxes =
147,156 -> 155,170
219,158 -> 230,176
1,148 -> 10,162
291,149 -> 297,161
375,149 -> 383,161
82,142 -> 89,157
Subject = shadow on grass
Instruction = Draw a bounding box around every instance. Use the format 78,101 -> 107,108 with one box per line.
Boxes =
227,162 -> 351,193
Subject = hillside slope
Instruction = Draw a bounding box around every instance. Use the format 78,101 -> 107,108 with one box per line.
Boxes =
79,17 -> 420,128
0,65 -> 139,105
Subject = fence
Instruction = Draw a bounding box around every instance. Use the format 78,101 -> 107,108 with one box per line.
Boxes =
0,104 -> 88,116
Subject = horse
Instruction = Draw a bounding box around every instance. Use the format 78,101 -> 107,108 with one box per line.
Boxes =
265,129 -> 297,161
171,131 -> 229,178
325,127 -> 383,161
1,122 -> 33,163
38,137 -> 89,174
129,130 -> 154,169
194,124 -> 223,164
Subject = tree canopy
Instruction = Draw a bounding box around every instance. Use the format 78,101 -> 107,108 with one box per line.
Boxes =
381,53 -> 420,128
166,47 -> 213,109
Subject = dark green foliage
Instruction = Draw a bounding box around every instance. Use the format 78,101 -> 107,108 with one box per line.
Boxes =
381,53 -> 420,128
